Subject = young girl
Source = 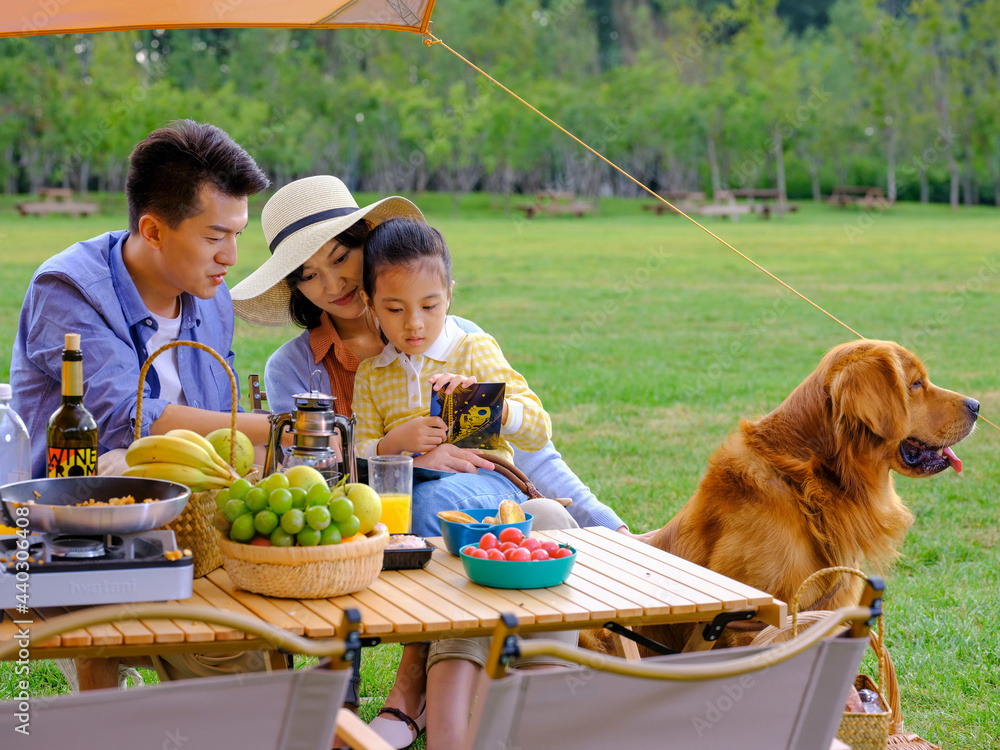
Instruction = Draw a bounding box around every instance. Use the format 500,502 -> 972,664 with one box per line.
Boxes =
350,217 -> 565,749
352,217 -> 553,523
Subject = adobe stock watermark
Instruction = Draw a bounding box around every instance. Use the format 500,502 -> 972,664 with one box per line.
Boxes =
906,250 -> 1000,360
843,126 -> 956,243
671,7 -> 737,71
518,0 -> 586,33
682,291 -> 795,400
692,673 -> 757,736
691,640 -> 793,736
731,85 -> 833,189
18,0 -> 71,34
8,502 -> 33,735
559,245 -> 671,351
510,111 -> 624,235
213,0 -> 244,19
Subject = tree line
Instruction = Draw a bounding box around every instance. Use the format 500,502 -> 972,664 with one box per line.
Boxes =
0,0 -> 997,207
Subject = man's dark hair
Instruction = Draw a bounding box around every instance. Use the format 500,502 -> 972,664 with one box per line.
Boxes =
126,120 -> 269,232
285,220 -> 372,329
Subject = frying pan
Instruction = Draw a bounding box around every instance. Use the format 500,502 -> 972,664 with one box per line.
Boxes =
0,476 -> 190,535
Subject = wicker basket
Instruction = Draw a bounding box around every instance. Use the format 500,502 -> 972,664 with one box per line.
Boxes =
218,527 -> 389,599
136,341 -> 243,578
839,671 -> 893,750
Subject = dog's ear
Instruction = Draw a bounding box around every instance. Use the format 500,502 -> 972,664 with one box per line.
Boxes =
829,343 -> 909,441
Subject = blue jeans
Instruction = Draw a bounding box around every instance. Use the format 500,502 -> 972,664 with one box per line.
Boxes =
410,468 -> 526,537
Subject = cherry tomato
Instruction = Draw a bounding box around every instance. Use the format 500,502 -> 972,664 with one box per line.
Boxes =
468,548 -> 489,559
508,547 -> 532,562
478,532 -> 499,551
540,540 -> 560,556
554,547 -> 574,559
486,548 -> 506,561
462,545 -> 477,555
519,537 -> 542,552
530,549 -> 551,561
498,527 -> 524,545
499,541 -> 519,554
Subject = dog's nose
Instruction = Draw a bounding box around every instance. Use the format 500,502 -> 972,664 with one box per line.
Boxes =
965,398 -> 980,416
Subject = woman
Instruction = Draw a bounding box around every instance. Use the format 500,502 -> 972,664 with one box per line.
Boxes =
231,176 -> 633,749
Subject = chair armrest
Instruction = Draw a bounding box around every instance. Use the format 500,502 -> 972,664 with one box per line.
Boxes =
336,709 -> 394,750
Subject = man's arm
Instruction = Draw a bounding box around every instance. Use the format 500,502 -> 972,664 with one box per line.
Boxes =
152,405 -> 271,444
17,275 -> 166,462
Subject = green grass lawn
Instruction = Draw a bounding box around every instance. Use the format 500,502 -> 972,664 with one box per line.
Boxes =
1,195 -> 998,747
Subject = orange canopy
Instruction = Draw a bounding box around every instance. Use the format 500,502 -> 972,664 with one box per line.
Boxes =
0,0 -> 436,39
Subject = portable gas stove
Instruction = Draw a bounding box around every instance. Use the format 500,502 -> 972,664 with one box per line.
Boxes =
0,529 -> 194,608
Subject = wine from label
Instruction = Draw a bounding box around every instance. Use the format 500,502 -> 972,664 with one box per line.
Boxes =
47,446 -> 98,477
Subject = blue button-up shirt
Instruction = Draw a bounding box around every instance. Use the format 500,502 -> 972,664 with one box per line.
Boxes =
10,231 -> 241,478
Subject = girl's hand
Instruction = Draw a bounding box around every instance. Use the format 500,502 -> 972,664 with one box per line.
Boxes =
413,444 -> 495,473
380,417 -> 448,455
428,372 -> 477,395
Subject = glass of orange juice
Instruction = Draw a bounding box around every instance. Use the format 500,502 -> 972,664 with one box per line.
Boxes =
369,455 -> 413,534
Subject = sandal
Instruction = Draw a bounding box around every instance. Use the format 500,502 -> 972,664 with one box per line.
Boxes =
368,704 -> 427,750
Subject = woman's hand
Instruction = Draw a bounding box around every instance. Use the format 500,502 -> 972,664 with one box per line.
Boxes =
379,417 -> 447,455
428,372 -> 477,395
616,526 -> 658,544
413,444 -> 495,473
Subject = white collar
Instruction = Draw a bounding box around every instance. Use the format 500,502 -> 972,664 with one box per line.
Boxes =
372,317 -> 464,368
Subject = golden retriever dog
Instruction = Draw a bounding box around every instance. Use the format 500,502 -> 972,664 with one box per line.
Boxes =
623,339 -> 978,653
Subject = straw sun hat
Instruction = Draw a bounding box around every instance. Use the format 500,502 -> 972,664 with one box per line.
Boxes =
231,175 -> 424,326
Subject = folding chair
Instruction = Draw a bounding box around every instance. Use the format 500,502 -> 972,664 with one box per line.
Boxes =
464,578 -> 885,750
249,372 -> 269,413
0,603 -> 390,750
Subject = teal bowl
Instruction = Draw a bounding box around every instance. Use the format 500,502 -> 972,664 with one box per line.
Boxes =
439,508 -> 533,557
460,545 -> 577,589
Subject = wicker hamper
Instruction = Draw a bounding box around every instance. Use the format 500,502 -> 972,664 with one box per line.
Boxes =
135,340 -> 246,578
218,527 -> 389,599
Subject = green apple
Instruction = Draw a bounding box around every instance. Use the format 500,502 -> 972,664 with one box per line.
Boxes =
345,483 -> 382,535
282,465 -> 328,491
206,428 -> 254,477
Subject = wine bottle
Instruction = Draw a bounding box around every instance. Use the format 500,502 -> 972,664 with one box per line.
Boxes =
46,333 -> 98,477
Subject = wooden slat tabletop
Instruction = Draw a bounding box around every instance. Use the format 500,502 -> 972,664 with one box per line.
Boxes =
5,528 -> 785,660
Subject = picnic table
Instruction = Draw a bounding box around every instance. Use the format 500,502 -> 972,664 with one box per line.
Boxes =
728,188 -> 799,220
1,527 -> 786,683
641,190 -> 706,216
694,190 -> 752,221
515,191 -> 595,219
16,188 -> 99,217
827,186 -> 888,210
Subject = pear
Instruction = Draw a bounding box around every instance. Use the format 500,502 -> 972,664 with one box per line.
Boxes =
345,483 -> 382,535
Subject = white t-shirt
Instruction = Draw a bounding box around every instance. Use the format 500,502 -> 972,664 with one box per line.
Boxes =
147,305 -> 187,406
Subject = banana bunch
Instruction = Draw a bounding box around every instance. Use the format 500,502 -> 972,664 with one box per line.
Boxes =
123,429 -> 238,491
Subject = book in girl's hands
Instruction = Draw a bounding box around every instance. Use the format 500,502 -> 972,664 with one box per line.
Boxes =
430,382 -> 506,450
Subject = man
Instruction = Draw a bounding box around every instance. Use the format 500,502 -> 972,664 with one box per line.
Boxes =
11,119 -> 271,478
9,120 -> 272,690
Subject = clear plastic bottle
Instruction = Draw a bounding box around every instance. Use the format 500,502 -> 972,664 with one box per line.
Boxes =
0,382 -> 32,485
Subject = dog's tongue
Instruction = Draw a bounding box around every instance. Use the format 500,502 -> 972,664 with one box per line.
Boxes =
942,446 -> 962,473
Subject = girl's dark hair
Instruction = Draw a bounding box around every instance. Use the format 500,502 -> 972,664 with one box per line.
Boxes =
362,219 -> 451,302
126,120 -> 269,232
285,220 -> 371,329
